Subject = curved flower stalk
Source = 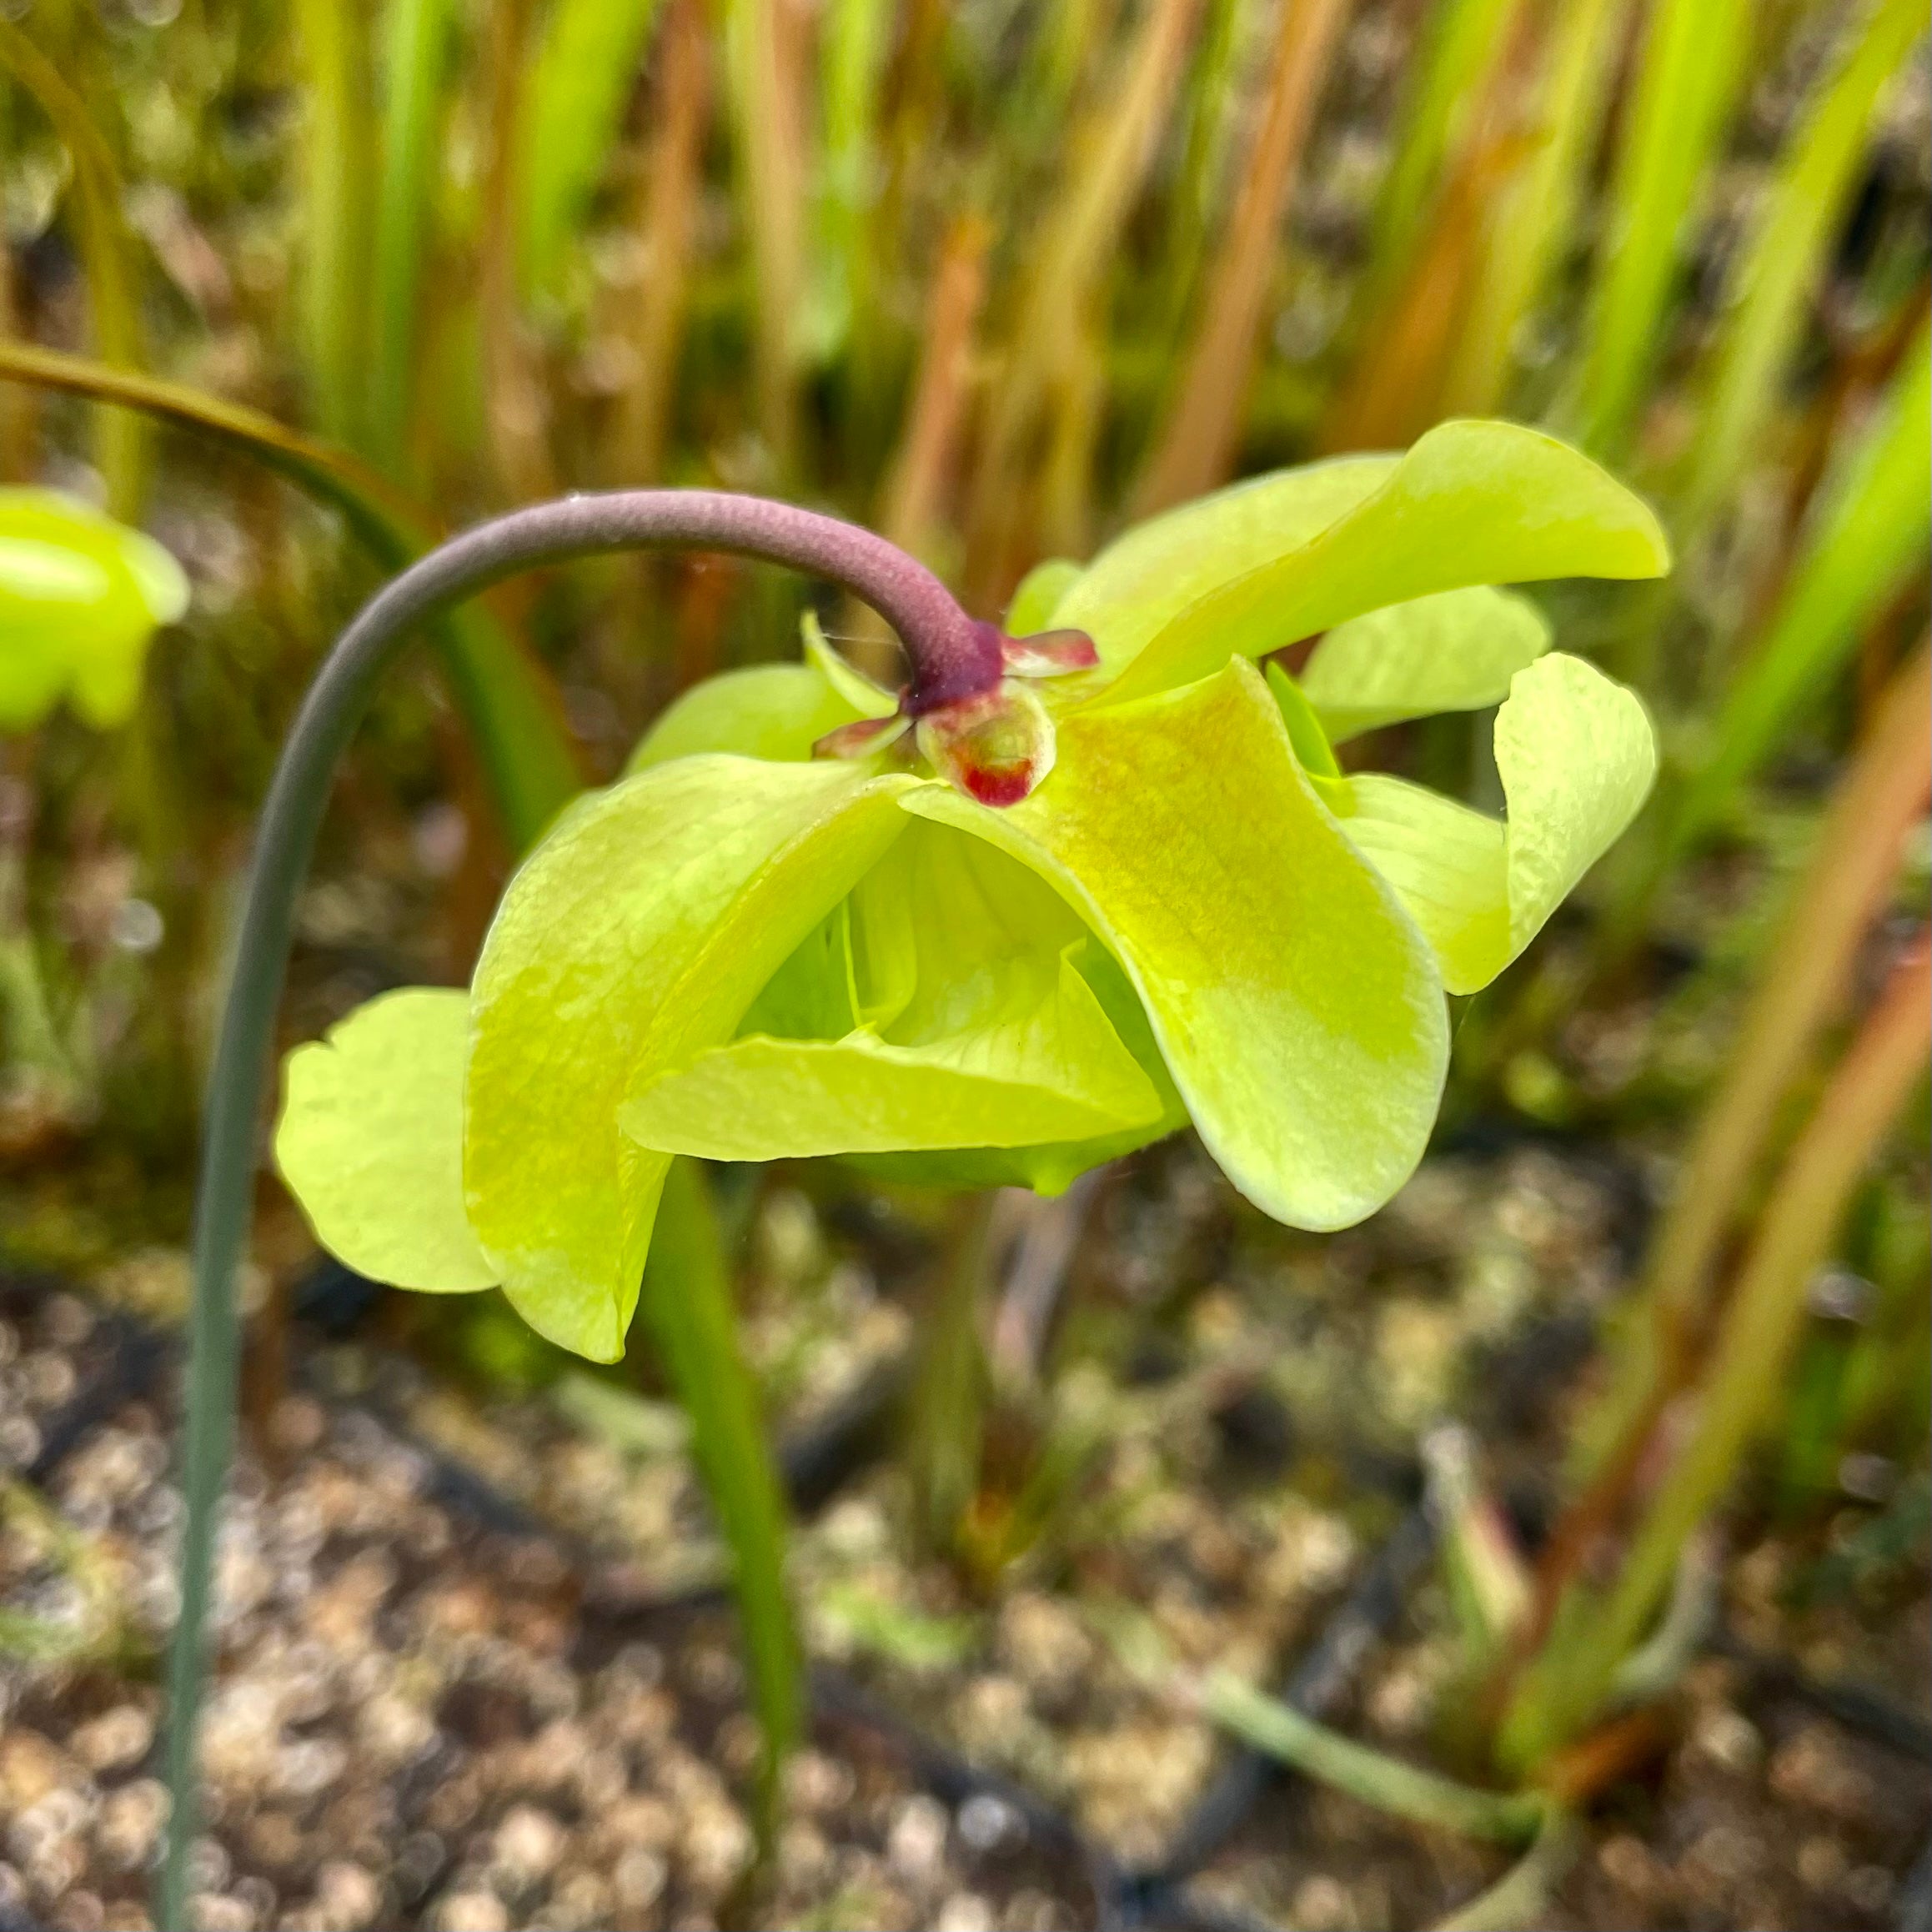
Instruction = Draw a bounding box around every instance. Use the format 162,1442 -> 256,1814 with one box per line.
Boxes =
277,420 -> 1668,1363
0,489 -> 188,730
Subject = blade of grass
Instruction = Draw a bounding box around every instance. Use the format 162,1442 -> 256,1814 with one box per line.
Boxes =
0,340 -> 583,850
1203,1670 -> 1548,1843
1675,0 -> 1929,533
910,1192 -> 994,1558
1320,99 -> 1539,451
294,0 -> 373,451
819,0 -> 894,372
1357,0 -> 1527,320
1146,0 -> 1252,353
725,0 -> 810,475
1133,0 -> 1352,512
0,18 -> 146,512
1439,0 -> 1631,416
965,0 -> 1203,602
1566,0 -> 1755,459
1664,319 -> 1929,867
1507,936 -> 1932,1769
1429,1808 -> 1583,1932
518,0 -> 667,305
637,1156 -> 800,1839
370,0 -> 456,479
481,0 -> 557,500
1566,642 -> 1929,1498
610,0 -> 711,485
881,210 -> 991,559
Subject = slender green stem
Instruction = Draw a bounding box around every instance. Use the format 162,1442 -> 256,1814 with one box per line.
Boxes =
1203,1670 -> 1548,1844
1429,1807 -> 1582,1932
638,1157 -> 798,1843
158,492 -> 989,1930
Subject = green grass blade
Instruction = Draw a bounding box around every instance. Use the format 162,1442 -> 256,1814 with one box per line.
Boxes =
725,0 -> 808,473
0,341 -> 583,851
637,1157 -> 800,1836
294,0 -> 374,450
519,0 -> 666,304
1508,942 -> 1932,1770
1568,0 -> 1755,459
371,0 -> 456,478
966,0 -> 1204,596
1676,0 -> 1929,530
818,0 -> 893,367
0,19 -> 147,512
1360,0 -> 1525,313
1667,319 -> 1930,866
1442,0 -> 1631,414
1135,0 -> 1352,509
1147,0 -> 1252,345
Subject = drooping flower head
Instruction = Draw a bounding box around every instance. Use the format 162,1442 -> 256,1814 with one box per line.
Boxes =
277,421 -> 1667,1359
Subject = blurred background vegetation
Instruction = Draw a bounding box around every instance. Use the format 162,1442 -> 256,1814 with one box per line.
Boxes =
0,0 -> 1926,1924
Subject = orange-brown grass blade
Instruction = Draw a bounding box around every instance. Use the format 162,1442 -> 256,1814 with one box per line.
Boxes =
610,0 -> 712,486
1134,0 -> 1353,513
964,0 -> 1204,606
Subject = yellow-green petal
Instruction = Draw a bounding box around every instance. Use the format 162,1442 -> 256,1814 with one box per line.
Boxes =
1332,778 -> 1510,996
1300,586 -> 1551,742
0,489 -> 189,731
1005,557 -> 1086,635
1102,420 -> 1669,705
273,987 -> 496,1293
800,610 -> 898,716
625,661 -> 864,772
1052,455 -> 1397,675
1334,654 -> 1657,994
1496,655 -> 1656,953
903,658 -> 1449,1232
465,757 -> 917,1360
623,950 -> 1161,1160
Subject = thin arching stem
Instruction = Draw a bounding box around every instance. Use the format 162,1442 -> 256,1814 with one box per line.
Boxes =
158,493 -> 989,1929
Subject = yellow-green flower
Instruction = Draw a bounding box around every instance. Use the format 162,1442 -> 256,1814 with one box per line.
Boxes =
276,420 -> 1667,1360
0,489 -> 188,730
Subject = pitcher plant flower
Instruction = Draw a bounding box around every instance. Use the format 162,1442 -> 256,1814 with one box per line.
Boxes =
0,488 -> 189,731
275,420 -> 1668,1360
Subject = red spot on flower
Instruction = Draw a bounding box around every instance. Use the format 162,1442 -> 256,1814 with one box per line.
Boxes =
916,683 -> 1056,808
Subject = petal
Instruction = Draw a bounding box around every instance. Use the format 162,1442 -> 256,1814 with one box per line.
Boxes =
1264,661 -> 1342,777
1332,655 -> 1657,994
621,951 -> 1162,1160
0,489 -> 188,730
1001,629 -> 1100,677
1300,586 -> 1551,742
901,658 -> 1450,1231
801,610 -> 899,716
464,757 -> 917,1359
653,820 -> 1178,1186
1331,778 -> 1510,996
625,662 -> 864,771
1101,421 -> 1670,704
1005,557 -> 1085,635
814,711 -> 913,760
1051,456 -> 1399,676
1494,653 -> 1656,956
273,988 -> 497,1292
